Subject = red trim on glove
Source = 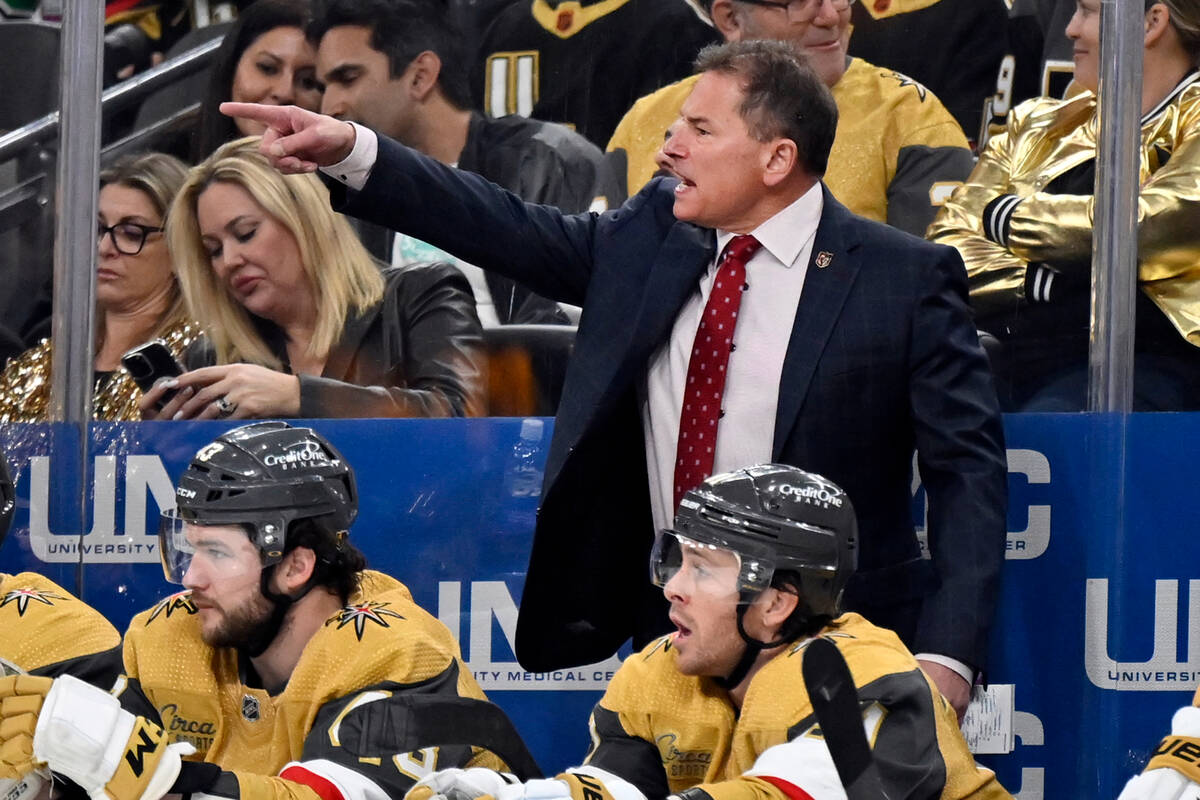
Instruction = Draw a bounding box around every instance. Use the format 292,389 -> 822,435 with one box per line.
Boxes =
280,765 -> 347,800
758,776 -> 817,800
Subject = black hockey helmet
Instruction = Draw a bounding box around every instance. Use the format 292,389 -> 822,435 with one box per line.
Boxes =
0,445 -> 13,549
651,464 -> 858,618
159,421 -> 357,583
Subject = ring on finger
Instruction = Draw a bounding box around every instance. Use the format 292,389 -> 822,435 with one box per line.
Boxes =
214,396 -> 238,417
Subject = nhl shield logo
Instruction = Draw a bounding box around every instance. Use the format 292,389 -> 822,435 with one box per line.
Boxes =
815,251 -> 833,269
242,695 -> 261,722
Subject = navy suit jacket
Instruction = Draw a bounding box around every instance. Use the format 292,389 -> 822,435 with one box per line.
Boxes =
331,134 -> 1008,673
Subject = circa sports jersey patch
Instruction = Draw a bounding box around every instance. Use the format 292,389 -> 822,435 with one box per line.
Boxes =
146,591 -> 198,624
327,601 -> 405,640
0,586 -> 64,616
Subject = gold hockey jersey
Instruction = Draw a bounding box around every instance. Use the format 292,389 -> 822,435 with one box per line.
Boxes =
583,613 -> 1011,800
0,571 -> 121,683
927,71 -> 1200,346
121,571 -> 506,800
606,59 -> 973,235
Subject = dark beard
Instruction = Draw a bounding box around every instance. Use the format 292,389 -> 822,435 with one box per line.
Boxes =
202,591 -> 279,651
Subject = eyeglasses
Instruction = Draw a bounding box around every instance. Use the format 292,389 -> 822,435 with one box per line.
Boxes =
736,0 -> 856,23
98,222 -> 164,255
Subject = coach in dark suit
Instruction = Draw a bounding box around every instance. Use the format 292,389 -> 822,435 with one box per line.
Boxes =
225,39 -> 1007,719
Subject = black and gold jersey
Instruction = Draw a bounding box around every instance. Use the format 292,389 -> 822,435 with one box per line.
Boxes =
471,0 -> 719,147
583,614 -> 1012,800
846,0 -> 1009,144
0,571 -> 122,687
121,571 -> 519,800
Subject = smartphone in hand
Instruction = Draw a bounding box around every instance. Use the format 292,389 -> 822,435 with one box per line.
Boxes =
121,339 -> 184,411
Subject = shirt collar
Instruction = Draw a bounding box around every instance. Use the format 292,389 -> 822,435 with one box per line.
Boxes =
715,182 -> 824,268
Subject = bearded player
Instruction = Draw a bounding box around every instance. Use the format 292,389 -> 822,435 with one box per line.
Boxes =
0,421 -> 533,800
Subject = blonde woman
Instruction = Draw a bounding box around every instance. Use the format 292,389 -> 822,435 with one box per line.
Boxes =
141,137 -> 484,419
0,152 -> 200,421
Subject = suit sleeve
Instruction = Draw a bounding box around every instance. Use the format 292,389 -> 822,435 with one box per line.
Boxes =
327,134 -> 601,308
298,263 -> 487,418
907,245 -> 1008,671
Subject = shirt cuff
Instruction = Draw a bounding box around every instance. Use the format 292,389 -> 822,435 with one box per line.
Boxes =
319,121 -> 377,191
915,653 -> 975,685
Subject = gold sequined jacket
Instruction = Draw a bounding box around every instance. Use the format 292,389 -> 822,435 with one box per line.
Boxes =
927,72 -> 1200,345
0,318 -> 201,422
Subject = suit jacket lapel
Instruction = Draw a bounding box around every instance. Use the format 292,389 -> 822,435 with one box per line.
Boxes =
627,221 -> 715,367
773,189 -> 862,454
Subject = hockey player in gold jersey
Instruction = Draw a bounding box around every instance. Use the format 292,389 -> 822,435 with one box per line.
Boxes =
0,445 -> 122,684
0,445 -> 124,800
606,0 -> 975,236
0,422 -> 534,800
406,465 -> 1011,800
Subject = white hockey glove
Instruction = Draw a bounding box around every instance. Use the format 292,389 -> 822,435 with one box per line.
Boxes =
28,674 -> 195,800
1118,706 -> 1200,800
407,768 -> 641,800
406,768 -> 521,800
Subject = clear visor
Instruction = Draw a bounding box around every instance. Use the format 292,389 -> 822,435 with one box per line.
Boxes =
650,529 -> 775,600
158,510 -> 261,585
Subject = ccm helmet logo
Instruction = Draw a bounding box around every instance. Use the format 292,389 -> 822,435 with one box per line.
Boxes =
263,441 -> 330,470
176,487 -> 197,499
779,484 -> 843,506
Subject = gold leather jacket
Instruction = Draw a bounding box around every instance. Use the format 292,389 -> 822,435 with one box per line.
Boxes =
927,71 -> 1200,345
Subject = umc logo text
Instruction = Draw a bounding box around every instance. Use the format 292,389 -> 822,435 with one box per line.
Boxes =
1085,579 -> 1200,690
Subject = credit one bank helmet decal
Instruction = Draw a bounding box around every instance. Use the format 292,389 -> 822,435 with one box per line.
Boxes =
651,464 -> 858,615
159,421 -> 358,583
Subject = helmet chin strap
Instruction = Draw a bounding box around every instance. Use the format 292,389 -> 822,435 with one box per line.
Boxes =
712,599 -> 796,691
239,563 -> 319,658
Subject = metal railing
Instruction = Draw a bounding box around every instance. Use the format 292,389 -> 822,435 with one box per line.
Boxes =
0,34 -> 221,164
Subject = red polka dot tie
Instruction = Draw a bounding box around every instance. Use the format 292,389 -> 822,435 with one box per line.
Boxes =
672,234 -> 762,510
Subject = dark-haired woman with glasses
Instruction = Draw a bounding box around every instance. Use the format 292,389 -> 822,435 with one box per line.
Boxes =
0,152 -> 202,421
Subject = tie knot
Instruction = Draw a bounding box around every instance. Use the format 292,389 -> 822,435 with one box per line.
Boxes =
723,235 -> 762,266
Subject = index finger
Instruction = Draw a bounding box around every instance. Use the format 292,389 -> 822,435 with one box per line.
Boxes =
220,102 -> 292,131
172,366 -> 231,388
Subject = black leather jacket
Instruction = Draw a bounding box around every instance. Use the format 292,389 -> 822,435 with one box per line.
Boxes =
190,263 -> 485,417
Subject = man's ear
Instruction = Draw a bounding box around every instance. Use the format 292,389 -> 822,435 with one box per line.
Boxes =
748,586 -> 800,639
276,547 -> 317,593
405,50 -> 442,101
710,0 -> 743,41
762,138 -> 800,187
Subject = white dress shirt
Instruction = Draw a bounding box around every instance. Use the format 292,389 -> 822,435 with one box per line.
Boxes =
640,183 -> 822,534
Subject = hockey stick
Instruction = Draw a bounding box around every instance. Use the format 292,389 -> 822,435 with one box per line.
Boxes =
801,637 -> 889,800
